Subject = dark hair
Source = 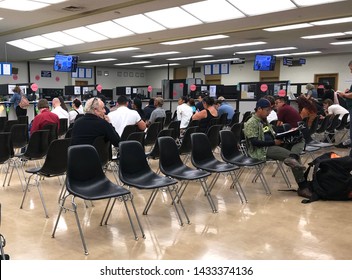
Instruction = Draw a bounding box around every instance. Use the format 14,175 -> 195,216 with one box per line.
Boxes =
117,95 -> 128,105
37,98 -> 49,109
133,97 -> 142,109
58,96 -> 68,112
264,95 -> 275,106
296,95 -> 317,113
148,98 -> 155,105
180,96 -> 188,103
202,96 -> 214,106
188,98 -> 195,106
73,98 -> 81,108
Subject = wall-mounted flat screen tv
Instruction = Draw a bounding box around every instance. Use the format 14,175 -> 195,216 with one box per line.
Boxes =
253,54 -> 276,71
53,54 -> 78,72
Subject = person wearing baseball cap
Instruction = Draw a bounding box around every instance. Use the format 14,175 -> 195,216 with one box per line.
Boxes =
244,98 -> 309,197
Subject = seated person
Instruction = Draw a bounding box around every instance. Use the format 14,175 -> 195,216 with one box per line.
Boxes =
30,98 -> 60,136
147,97 -> 166,126
244,98 -> 309,196
215,96 -> 234,124
70,97 -> 120,147
192,96 -> 218,133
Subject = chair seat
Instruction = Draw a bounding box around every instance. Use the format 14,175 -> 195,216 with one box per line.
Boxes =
67,178 -> 130,200
196,158 -> 240,172
224,154 -> 265,166
25,166 -> 66,177
122,171 -> 177,189
162,164 -> 210,180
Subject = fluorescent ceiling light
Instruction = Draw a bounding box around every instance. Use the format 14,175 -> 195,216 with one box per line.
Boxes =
202,41 -> 266,50
144,63 -> 179,68
292,0 -> 346,7
301,32 -> 346,39
0,0 -> 49,11
114,14 -> 166,34
167,55 -> 213,61
227,0 -> 296,16
264,23 -> 312,32
90,47 -> 140,54
35,0 -> 68,3
42,31 -> 84,45
330,40 -> 352,45
87,21 -> 135,38
80,58 -> 117,64
63,27 -> 108,42
197,58 -> 241,63
145,7 -> 202,29
275,51 -> 322,57
311,16 -> 352,25
236,49 -> 264,54
161,35 -> 229,45
39,57 -> 55,61
181,0 -> 245,23
114,61 -> 151,66
236,47 -> 297,54
23,35 -> 63,48
7,39 -> 45,51
133,51 -> 179,58
345,31 -> 352,34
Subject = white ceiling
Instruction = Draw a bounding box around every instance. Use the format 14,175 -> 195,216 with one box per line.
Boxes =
1,0 -> 352,69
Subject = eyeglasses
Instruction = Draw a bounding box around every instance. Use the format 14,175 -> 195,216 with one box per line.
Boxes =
91,97 -> 99,109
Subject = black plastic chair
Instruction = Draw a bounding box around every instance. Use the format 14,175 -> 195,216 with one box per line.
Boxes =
167,120 -> 181,141
191,133 -> 246,204
335,113 -> 350,143
58,118 -> 68,138
219,130 -> 270,195
154,117 -> 165,129
3,120 -> 19,132
92,136 -> 112,168
218,112 -> 228,128
118,140 -> 189,226
146,128 -> 174,161
120,124 -> 138,142
158,136 -> 216,213
206,124 -> 222,152
127,131 -> 146,148
178,126 -> 198,163
241,111 -> 252,123
144,121 -> 161,150
20,138 -> 71,218
10,124 -> 28,152
17,115 -> 28,125
43,123 -> 58,144
52,144 -> 145,255
187,119 -> 200,129
0,132 -> 13,187
229,111 -> 240,127
0,116 -> 8,132
164,110 -> 172,127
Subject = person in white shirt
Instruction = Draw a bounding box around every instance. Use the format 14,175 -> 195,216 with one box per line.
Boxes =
52,97 -> 69,120
69,98 -> 84,124
108,95 -> 146,136
176,96 -> 193,131
323,98 -> 350,121
264,95 -> 278,124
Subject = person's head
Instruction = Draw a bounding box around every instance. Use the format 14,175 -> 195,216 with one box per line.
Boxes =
148,98 -> 155,106
188,98 -> 195,106
72,98 -> 81,109
323,98 -> 334,110
85,97 -> 105,118
58,96 -> 68,111
178,96 -> 188,105
132,97 -> 142,110
202,96 -> 214,108
264,95 -> 275,109
255,98 -> 272,119
12,86 -> 21,94
154,97 -> 164,107
275,96 -> 286,110
117,95 -> 128,106
217,96 -> 225,102
52,97 -> 60,108
197,93 -> 205,102
297,95 -> 317,113
37,98 -> 49,110
306,83 -> 315,90
348,60 -> 352,73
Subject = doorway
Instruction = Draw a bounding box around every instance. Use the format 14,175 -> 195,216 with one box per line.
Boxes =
314,73 -> 338,90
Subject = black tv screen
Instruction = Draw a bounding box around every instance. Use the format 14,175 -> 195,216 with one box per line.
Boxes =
53,54 -> 78,72
253,54 -> 276,71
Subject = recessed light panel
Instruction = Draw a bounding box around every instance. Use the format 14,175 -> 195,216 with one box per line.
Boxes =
63,27 -> 108,42
292,0 -> 346,7
42,31 -> 84,45
87,21 -> 135,38
227,0 -> 296,16
0,0 -> 49,11
7,39 -> 45,51
24,35 -> 63,48
114,14 -> 166,34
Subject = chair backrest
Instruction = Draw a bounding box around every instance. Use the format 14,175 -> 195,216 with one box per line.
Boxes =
187,119 -> 199,129
326,114 -> 340,131
241,111 -> 252,123
164,110 -> 172,127
147,129 -> 174,159
219,113 -> 228,126
230,122 -> 243,142
39,138 -> 71,175
120,124 -> 138,141
17,115 -> 29,125
43,123 -> 58,144
3,120 -> 19,132
10,124 -> 28,149
144,121 -> 161,146
154,117 -> 165,129
158,136 -> 183,172
92,136 -> 111,167
309,115 -> 320,135
58,118 -> 68,137
0,116 -> 8,132
191,133 -> 216,166
219,130 -> 241,161
206,124 -> 222,151
316,115 -> 331,133
168,120 -> 181,140
0,132 -> 12,164
229,111 -> 240,127
178,126 -> 198,155
336,113 -> 349,130
127,131 -> 145,147
119,140 -> 151,181
24,130 -> 50,159
66,145 -> 106,190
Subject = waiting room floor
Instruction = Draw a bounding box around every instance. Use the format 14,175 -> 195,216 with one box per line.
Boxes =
1,147 -> 352,260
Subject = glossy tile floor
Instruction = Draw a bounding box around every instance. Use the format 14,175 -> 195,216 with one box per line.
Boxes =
1,147 -> 352,260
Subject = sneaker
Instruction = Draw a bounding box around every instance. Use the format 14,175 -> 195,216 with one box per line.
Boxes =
283,157 -> 306,171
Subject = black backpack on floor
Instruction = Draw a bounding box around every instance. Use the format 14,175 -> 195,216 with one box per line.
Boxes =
301,152 -> 352,203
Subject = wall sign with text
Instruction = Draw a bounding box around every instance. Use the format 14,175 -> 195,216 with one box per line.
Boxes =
204,63 -> 229,75
0,62 -> 12,76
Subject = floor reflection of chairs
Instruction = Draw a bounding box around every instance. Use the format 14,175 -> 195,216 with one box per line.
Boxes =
158,136 -> 216,213
52,144 -> 145,255
20,138 -> 71,218
191,133 -> 247,204
118,140 -> 189,226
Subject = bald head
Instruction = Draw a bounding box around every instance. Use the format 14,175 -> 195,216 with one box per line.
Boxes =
52,98 -> 60,108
